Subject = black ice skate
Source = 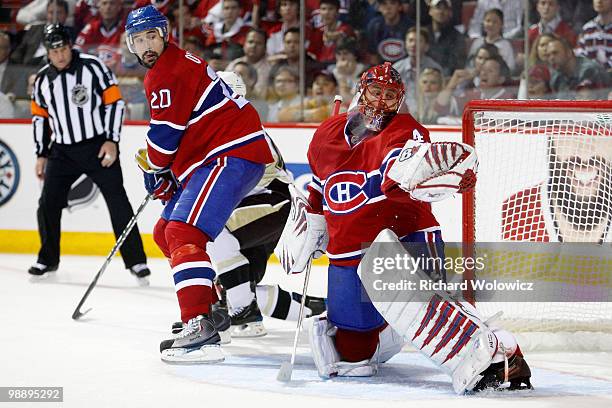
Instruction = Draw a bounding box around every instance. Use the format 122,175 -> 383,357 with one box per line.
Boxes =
171,307 -> 231,344
472,351 -> 533,392
129,263 -> 151,286
160,314 -> 224,364
28,263 -> 58,280
305,296 -> 327,317
229,298 -> 267,338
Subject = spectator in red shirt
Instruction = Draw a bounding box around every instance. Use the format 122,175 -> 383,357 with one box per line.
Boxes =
307,0 -> 355,64
528,0 -> 577,47
75,0 -> 125,68
168,2 -> 209,46
74,0 -> 99,33
132,0 -> 198,17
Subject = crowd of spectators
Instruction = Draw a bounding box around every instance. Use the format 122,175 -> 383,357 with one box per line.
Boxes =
0,0 -> 610,123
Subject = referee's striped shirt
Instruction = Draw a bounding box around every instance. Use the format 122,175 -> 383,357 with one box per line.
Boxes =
31,50 -> 125,157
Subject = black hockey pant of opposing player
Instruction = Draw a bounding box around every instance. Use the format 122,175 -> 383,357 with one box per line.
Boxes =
36,138 -> 147,268
216,185 -> 291,293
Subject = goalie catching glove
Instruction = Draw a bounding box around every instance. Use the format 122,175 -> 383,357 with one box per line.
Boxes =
387,140 -> 477,202
135,148 -> 179,202
274,184 -> 328,274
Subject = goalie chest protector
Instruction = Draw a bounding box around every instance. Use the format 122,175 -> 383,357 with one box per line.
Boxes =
307,113 -> 440,266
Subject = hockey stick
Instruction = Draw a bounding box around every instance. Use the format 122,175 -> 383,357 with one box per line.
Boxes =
72,194 -> 152,320
277,255 -> 313,382
277,95 -> 343,381
332,95 -> 342,116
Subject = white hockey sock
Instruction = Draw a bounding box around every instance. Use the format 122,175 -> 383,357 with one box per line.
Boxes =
285,295 -> 308,321
227,282 -> 254,311
256,284 -> 278,316
256,284 -> 312,321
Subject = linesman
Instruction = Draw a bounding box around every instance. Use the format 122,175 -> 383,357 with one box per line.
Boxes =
29,24 -> 150,282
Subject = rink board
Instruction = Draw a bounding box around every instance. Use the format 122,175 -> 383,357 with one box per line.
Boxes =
0,120 -> 462,257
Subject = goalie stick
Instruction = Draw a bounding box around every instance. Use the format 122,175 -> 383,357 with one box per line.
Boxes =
277,95 -> 343,382
72,194 -> 152,320
276,255 -> 313,382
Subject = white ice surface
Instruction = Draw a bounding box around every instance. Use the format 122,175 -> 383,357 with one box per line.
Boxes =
1,254 -> 612,408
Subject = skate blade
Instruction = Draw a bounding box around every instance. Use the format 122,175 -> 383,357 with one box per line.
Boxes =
230,321 -> 267,338
134,276 -> 150,287
219,330 -> 232,344
161,344 -> 224,364
277,361 -> 293,382
28,271 -> 56,283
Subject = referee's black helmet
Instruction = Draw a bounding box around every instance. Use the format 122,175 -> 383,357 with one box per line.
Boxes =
43,24 -> 71,49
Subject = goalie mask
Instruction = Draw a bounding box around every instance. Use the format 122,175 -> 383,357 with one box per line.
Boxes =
356,62 -> 405,132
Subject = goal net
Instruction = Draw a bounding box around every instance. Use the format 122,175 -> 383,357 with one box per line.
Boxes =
462,100 -> 612,351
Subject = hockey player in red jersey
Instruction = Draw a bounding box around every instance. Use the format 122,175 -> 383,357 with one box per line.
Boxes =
285,62 -> 532,392
126,5 -> 274,364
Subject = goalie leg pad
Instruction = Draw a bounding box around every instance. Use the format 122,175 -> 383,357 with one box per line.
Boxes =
376,324 -> 406,363
309,315 -> 341,378
358,229 -> 523,393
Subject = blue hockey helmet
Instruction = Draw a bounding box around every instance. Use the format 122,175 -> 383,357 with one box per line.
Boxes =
125,5 -> 168,53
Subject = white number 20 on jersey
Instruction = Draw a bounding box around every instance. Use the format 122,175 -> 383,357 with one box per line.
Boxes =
150,89 -> 171,109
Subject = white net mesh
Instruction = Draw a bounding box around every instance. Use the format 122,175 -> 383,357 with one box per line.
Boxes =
466,104 -> 612,349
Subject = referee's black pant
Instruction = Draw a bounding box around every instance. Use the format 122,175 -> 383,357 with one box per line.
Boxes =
36,137 -> 147,269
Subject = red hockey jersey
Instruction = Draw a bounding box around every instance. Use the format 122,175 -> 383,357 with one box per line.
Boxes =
502,184 -> 551,242
74,19 -> 124,68
144,43 -> 274,182
307,113 -> 440,266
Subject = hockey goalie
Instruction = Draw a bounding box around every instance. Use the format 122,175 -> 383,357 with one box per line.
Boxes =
277,62 -> 532,393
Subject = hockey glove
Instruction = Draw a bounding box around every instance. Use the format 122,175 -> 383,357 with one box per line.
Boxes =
274,184 -> 328,274
136,148 -> 178,202
387,140 -> 478,202
143,169 -> 178,202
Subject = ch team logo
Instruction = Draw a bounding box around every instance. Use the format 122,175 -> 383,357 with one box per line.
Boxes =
96,45 -> 119,68
71,84 -> 89,107
324,171 -> 370,214
0,139 -> 20,207
377,38 -> 406,62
